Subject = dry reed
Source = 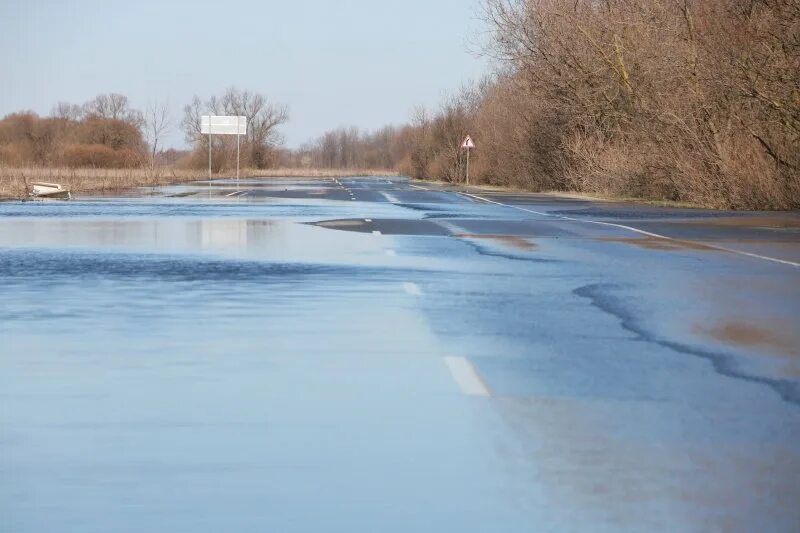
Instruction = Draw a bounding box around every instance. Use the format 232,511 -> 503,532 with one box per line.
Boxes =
0,166 -> 399,199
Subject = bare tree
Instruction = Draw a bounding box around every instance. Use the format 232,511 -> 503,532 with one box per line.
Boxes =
51,102 -> 83,121
144,100 -> 172,170
83,93 -> 144,127
216,88 -> 289,167
181,88 -> 289,170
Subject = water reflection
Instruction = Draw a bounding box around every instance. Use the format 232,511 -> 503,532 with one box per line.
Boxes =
201,219 -> 249,251
0,218 -> 385,264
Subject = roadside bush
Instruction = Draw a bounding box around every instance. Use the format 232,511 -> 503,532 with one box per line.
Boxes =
75,118 -> 145,152
59,144 -> 141,169
0,94 -> 147,168
477,0 -> 799,209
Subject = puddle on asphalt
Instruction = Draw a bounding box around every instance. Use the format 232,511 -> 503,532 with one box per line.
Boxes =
490,393 -> 800,530
694,321 -> 799,358
600,236 -> 711,251
456,234 -> 538,251
676,216 -> 800,230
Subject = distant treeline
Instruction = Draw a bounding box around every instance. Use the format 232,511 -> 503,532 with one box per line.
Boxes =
286,126 -> 412,169
0,88 -> 289,172
0,94 -> 147,168
295,0 -> 799,210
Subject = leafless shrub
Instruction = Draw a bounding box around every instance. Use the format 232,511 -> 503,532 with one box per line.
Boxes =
0,94 -> 148,169
466,0 -> 799,208
59,145 -> 141,169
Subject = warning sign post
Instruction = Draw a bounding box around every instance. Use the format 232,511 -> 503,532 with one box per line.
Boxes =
461,135 -> 475,185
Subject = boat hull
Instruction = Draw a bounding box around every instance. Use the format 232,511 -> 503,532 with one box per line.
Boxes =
30,183 -> 71,199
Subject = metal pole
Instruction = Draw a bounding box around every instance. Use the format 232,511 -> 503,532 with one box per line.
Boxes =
466,147 -> 470,186
208,134 -> 212,181
236,118 -> 241,190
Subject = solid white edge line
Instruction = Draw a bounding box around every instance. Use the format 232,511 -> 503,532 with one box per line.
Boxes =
409,184 -> 429,191
458,192 -> 800,268
443,357 -> 490,397
372,230 -> 382,235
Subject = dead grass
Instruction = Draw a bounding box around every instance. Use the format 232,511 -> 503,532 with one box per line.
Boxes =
0,166 -> 204,199
0,166 -> 399,199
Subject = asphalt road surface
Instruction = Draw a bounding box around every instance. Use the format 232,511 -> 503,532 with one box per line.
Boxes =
1,176 -> 799,532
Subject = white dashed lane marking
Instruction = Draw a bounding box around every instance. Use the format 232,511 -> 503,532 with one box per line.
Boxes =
443,357 -> 491,397
402,282 -> 422,296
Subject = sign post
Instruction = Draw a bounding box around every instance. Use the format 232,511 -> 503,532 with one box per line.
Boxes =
201,116 -> 248,188
461,135 -> 476,185
236,116 -> 241,185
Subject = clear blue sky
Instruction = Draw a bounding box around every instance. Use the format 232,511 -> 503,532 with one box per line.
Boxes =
0,0 -> 488,148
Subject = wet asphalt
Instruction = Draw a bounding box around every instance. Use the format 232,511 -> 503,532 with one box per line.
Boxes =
1,176 -> 799,532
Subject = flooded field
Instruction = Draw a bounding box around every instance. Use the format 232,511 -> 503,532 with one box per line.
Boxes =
2,177 -> 799,532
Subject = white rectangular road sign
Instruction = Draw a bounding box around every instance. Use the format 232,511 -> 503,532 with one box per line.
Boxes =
201,116 -> 247,135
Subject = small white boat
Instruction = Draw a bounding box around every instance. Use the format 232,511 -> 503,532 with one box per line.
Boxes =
30,182 -> 72,199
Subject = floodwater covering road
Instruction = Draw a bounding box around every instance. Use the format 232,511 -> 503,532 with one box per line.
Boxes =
1,176 -> 799,532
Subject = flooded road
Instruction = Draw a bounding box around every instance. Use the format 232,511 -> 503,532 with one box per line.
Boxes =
2,177 -> 799,532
